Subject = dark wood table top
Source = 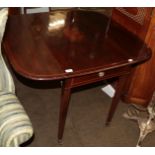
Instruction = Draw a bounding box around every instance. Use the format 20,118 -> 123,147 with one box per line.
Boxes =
3,9 -> 151,81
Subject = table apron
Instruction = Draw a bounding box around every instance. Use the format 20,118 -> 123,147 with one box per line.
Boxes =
64,66 -> 132,89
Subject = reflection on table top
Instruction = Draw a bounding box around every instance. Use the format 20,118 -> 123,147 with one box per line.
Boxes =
4,9 -> 151,80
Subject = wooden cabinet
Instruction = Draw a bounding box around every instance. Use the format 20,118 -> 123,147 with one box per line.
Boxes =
112,8 -> 155,107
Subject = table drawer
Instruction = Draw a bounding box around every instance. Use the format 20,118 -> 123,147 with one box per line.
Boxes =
72,66 -> 131,87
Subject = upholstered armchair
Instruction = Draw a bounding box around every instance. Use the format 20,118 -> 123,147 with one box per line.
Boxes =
0,8 -> 33,146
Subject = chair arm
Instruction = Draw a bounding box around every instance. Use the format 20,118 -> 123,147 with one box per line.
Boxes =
0,92 -> 33,146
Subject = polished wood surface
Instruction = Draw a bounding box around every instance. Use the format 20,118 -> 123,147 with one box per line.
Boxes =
8,7 -> 21,15
4,10 -> 151,80
112,8 -> 155,106
112,8 -> 153,40
3,10 -> 152,141
125,9 -> 155,106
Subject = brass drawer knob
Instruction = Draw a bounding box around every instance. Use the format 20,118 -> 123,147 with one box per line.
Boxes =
98,71 -> 105,77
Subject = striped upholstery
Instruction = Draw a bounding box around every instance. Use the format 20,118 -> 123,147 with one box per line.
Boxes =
0,92 -> 33,146
0,54 -> 15,93
0,9 -> 15,93
0,8 -> 34,146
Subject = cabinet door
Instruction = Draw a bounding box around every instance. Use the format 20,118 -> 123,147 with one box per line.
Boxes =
112,8 -> 154,106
